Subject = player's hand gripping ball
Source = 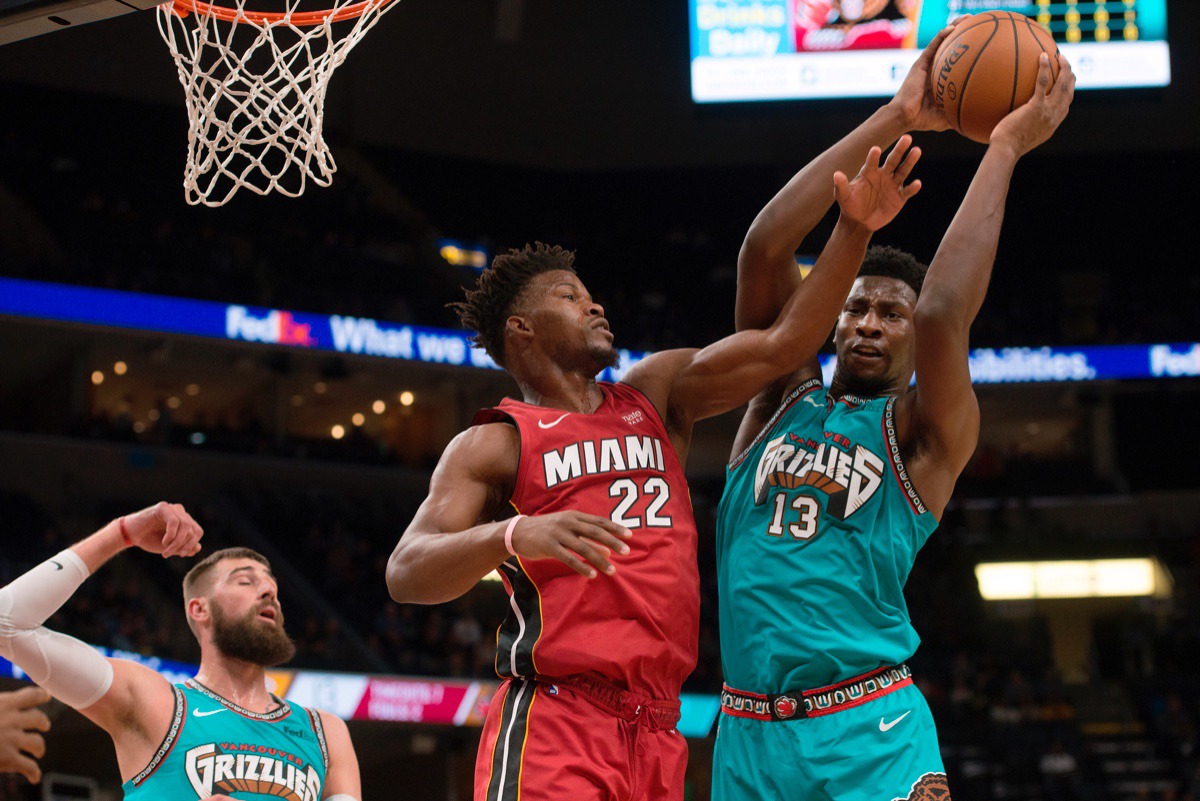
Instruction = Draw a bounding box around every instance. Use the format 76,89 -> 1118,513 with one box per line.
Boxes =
930,11 -> 1062,143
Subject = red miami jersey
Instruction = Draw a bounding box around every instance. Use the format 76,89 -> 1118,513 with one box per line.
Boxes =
472,381 -> 700,700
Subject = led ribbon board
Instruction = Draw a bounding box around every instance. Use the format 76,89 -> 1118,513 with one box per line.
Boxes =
1,277 -> 1198,383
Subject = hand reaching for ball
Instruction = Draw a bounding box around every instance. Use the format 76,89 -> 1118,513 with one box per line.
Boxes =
833,135 -> 923,232
990,52 -> 1075,158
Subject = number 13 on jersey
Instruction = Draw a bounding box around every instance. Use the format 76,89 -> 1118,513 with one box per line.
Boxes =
767,492 -> 820,540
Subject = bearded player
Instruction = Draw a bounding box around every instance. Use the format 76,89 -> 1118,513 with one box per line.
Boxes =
0,502 -> 360,800
386,136 -> 925,800
712,39 -> 1076,801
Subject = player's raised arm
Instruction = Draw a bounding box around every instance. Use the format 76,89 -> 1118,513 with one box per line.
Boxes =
387,424 -> 634,604
626,138 -> 922,426
0,504 -> 202,762
903,53 -> 1075,513
735,24 -> 955,335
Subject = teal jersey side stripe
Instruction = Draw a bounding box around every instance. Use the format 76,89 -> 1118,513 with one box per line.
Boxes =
122,680 -> 328,801
717,383 -> 938,693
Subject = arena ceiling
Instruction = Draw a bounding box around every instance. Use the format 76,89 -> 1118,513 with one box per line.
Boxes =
1,1 -> 1198,170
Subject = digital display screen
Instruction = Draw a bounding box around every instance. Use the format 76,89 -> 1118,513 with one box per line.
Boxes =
690,0 -> 1170,102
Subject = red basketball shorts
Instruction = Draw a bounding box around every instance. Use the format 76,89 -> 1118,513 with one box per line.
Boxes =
474,677 -> 688,801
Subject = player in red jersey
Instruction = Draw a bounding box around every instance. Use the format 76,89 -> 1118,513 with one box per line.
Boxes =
385,140 -> 924,800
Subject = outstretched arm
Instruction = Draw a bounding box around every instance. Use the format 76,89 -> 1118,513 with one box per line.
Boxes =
903,53 -> 1076,515
387,424 -> 633,604
735,24 -> 955,334
0,504 -> 203,773
626,138 -> 922,428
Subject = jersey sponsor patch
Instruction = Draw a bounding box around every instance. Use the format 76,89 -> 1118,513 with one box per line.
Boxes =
752,432 -> 884,520
184,742 -> 322,801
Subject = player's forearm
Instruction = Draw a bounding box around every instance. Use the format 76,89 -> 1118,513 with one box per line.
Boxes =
70,520 -> 131,574
916,144 -> 1019,333
386,521 -> 510,605
737,105 -> 908,329
0,541 -> 117,710
764,215 -> 874,362
0,517 -> 126,634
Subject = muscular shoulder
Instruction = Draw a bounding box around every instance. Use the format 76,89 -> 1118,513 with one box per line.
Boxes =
439,423 -> 520,481
316,708 -> 352,753
619,349 -> 700,425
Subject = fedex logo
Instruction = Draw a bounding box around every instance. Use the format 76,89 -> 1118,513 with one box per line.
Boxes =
1150,344 -> 1200,378
225,306 -> 316,347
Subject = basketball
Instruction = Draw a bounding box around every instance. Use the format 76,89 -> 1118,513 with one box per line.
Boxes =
931,11 -> 1062,144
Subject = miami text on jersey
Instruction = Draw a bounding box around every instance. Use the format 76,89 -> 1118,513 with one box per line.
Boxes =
542,435 -> 667,489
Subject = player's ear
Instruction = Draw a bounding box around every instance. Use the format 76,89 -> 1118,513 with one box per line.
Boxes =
505,315 -> 534,341
187,596 -> 210,626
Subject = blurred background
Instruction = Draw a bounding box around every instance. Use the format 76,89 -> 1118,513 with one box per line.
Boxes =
1,1 -> 1199,799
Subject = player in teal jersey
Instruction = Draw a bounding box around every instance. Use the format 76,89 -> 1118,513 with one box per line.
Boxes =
0,502 -> 361,800
712,33 -> 1076,801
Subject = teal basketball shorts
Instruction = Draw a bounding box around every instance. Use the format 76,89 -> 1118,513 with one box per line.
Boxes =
713,668 -> 949,801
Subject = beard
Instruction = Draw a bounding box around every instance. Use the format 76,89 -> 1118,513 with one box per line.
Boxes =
589,342 -> 620,371
211,602 -> 296,668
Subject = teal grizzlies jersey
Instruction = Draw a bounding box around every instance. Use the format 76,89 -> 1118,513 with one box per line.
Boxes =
716,378 -> 938,693
122,679 -> 329,801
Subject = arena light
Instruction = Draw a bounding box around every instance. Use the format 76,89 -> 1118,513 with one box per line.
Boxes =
975,559 -> 1167,601
399,391 -> 415,407
351,413 -> 365,426
91,370 -> 104,385
438,240 -> 489,270
113,361 -> 128,375
372,399 -> 386,414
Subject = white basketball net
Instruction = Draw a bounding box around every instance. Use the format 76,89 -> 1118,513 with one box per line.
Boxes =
157,0 -> 399,207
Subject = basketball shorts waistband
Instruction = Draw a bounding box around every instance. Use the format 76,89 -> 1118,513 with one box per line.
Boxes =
534,673 -> 681,731
721,664 -> 913,722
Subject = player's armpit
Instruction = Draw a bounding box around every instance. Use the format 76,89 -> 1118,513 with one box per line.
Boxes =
318,710 -> 361,800
82,658 -> 176,740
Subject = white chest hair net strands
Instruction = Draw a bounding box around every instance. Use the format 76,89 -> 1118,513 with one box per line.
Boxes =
0,549 -> 115,709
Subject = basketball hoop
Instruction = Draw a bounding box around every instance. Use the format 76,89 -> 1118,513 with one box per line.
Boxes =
156,0 -> 400,207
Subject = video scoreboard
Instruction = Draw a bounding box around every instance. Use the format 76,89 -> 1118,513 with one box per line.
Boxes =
690,0 -> 1171,102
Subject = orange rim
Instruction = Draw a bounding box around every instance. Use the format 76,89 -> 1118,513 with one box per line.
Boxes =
165,0 -> 393,26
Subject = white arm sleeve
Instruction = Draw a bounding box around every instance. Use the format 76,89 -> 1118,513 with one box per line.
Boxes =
0,549 -> 115,710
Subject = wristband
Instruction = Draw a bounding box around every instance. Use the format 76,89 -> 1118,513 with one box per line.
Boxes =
504,515 -> 525,557
118,517 -> 133,547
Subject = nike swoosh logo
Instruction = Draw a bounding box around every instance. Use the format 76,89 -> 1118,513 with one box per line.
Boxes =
879,711 -> 911,732
804,396 -> 821,407
50,561 -> 63,571
194,709 -> 226,717
537,413 -> 571,429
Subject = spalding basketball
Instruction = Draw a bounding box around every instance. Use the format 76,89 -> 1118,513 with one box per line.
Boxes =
931,11 -> 1061,144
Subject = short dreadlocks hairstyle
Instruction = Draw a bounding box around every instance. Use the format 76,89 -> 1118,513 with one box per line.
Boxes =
858,245 -> 927,297
449,242 -> 577,366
